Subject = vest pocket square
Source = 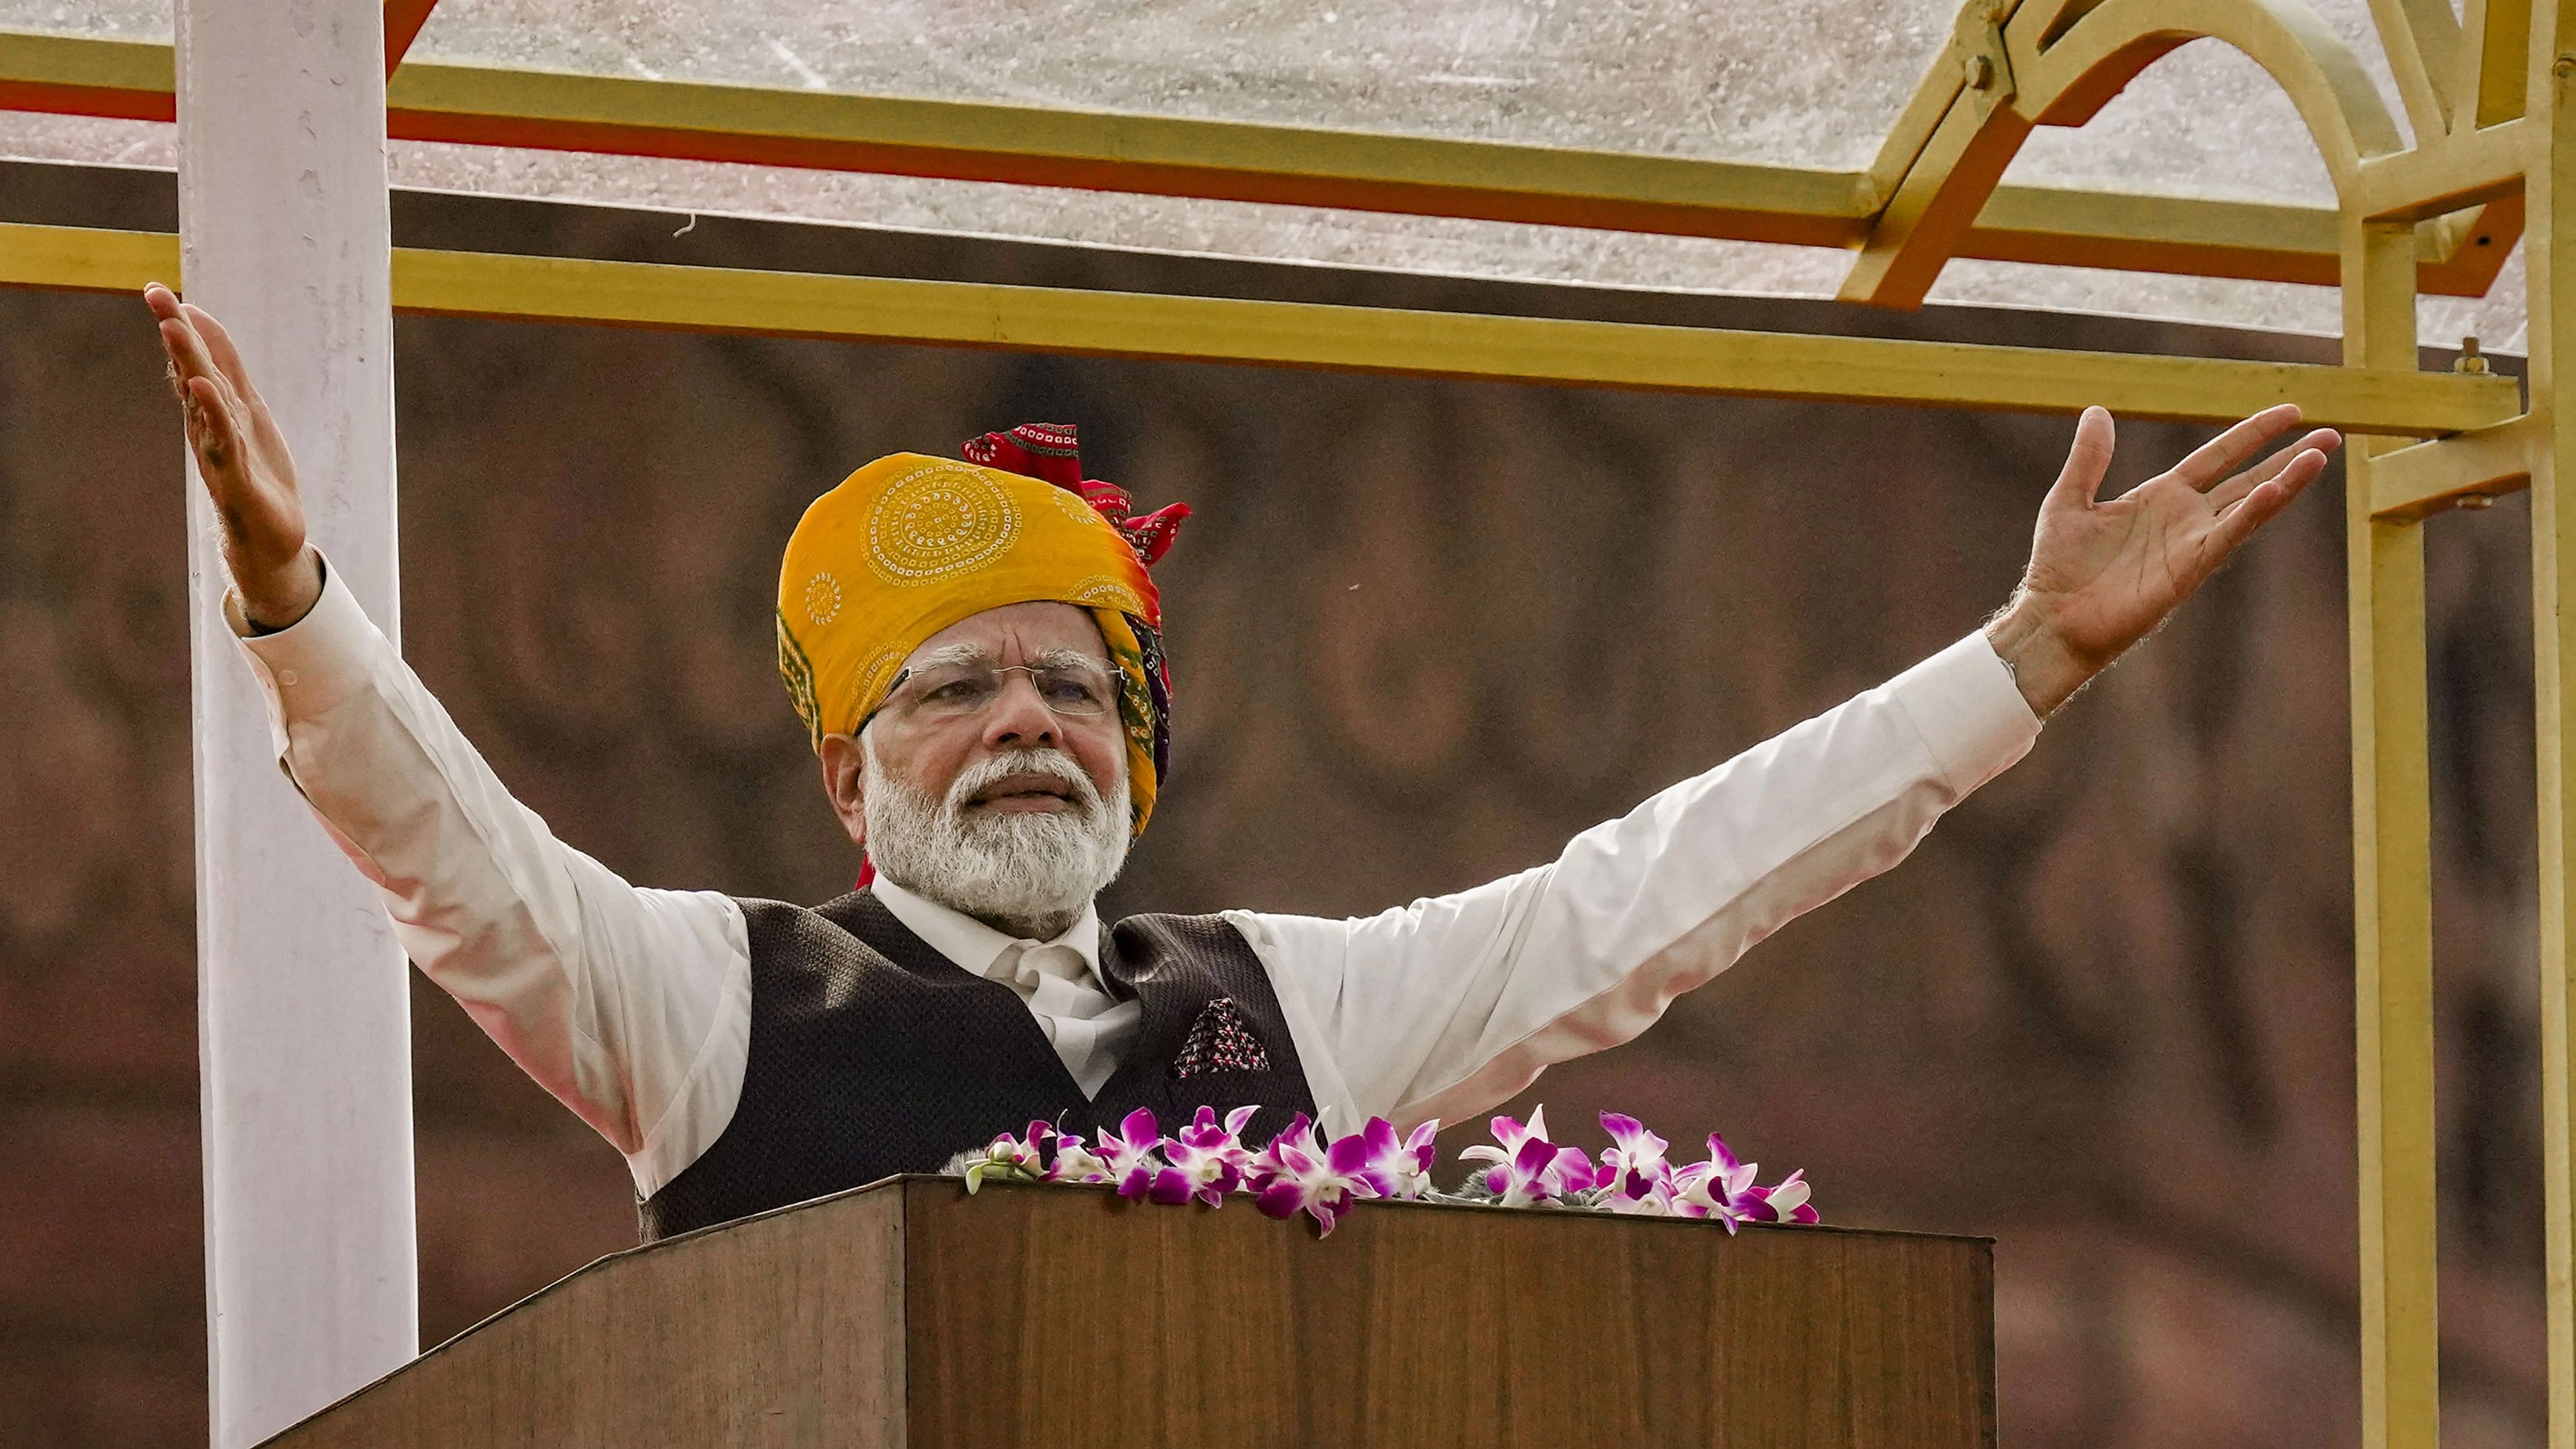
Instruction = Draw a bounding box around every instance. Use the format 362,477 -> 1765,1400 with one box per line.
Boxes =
1170,997 -> 1271,1078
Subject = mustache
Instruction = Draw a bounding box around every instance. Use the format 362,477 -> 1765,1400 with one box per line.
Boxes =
944,747 -> 1105,818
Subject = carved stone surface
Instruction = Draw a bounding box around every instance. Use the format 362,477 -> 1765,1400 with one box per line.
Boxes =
0,179 -> 2545,1447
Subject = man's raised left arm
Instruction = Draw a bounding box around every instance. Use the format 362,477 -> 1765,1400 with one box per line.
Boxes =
1230,404 -> 2338,1135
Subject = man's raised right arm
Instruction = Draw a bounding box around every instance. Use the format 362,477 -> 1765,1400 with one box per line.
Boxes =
150,284 -> 748,1198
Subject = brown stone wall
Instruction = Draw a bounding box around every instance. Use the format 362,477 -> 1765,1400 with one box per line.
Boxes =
0,169 -> 2547,1446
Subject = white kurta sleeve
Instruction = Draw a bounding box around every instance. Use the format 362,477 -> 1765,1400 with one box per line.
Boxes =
231,557 -> 751,1197
1228,631 -> 2041,1135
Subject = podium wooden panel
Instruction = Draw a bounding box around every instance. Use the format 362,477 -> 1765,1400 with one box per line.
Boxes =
264,1175 -> 1993,1447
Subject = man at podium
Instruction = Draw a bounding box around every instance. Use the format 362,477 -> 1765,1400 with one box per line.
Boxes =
147,282 -> 2336,1240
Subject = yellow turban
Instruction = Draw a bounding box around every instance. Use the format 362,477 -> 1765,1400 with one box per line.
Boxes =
775,427 -> 1183,837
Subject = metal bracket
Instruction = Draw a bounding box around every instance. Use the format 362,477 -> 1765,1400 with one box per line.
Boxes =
1956,0 -> 2018,112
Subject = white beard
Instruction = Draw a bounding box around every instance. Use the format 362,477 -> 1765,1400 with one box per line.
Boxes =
861,738 -> 1132,940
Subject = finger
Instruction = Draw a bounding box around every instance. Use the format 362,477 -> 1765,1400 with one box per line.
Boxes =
180,303 -> 261,402
158,312 -> 223,388
178,379 -> 207,450
179,304 -> 301,467
143,281 -> 185,324
2172,403 -> 2307,492
185,375 -> 244,466
2207,428 -> 2340,509
162,319 -> 251,436
2045,406 -> 2117,512
2210,448 -> 2327,552
2210,479 -> 2291,553
160,319 -> 218,417
180,304 -> 291,459
154,315 -> 194,389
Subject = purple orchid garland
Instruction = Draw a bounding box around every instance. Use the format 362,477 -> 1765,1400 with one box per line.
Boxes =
956,1103 -> 1818,1238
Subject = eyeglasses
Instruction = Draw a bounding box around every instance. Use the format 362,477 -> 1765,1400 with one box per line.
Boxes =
878,659 -> 1120,722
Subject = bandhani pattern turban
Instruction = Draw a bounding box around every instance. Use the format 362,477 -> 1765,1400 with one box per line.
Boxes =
775,422 -> 1190,836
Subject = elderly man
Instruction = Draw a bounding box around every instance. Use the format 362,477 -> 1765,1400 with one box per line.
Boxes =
146,283 -> 2335,1240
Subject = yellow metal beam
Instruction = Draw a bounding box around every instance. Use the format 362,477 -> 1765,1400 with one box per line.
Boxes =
2462,0 -> 2535,127
1838,0 -> 2033,308
384,57 -> 1873,247
2419,192 -> 2527,296
2014,0 -> 2406,187
1846,0 -> 2428,309
1864,0 -> 2111,207
0,27 -> 1876,244
2360,115 -> 2530,219
0,219 -> 2521,435
1842,98 -> 2031,306
0,23 -> 169,121
1859,18 -> 1975,206
2371,0 -> 2468,138
2526,10 -> 2576,1449
1843,0 -> 2032,307
2367,414 -> 2535,518
1971,184 -> 2506,292
0,27 -> 2525,297
0,213 -> 174,287
2346,214 -> 2442,1449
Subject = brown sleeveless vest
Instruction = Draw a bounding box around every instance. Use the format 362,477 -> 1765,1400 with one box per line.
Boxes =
637,890 -> 1319,1240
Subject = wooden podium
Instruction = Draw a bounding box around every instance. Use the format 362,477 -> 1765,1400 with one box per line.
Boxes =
265,1176 -> 1994,1447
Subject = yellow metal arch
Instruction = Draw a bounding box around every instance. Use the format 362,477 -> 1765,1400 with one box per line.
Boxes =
2015,0 -> 2405,179
1846,0 -> 2406,305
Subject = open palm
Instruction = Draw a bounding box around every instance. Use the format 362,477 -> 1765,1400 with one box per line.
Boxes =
1998,404 -> 2336,711
146,281 -> 320,627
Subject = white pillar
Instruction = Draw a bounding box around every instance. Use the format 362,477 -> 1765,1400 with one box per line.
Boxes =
174,4 -> 416,1445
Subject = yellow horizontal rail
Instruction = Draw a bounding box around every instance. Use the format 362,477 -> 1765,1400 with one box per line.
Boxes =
1973,183 -> 2496,287
2358,117 -> 2530,221
2367,415 -> 2535,518
0,27 -> 2506,294
0,220 -> 2519,435
0,212 -> 174,286
388,55 -> 1870,248
0,24 -> 165,121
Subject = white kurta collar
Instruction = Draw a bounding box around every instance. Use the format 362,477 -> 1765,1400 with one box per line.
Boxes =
868,873 -> 1104,982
